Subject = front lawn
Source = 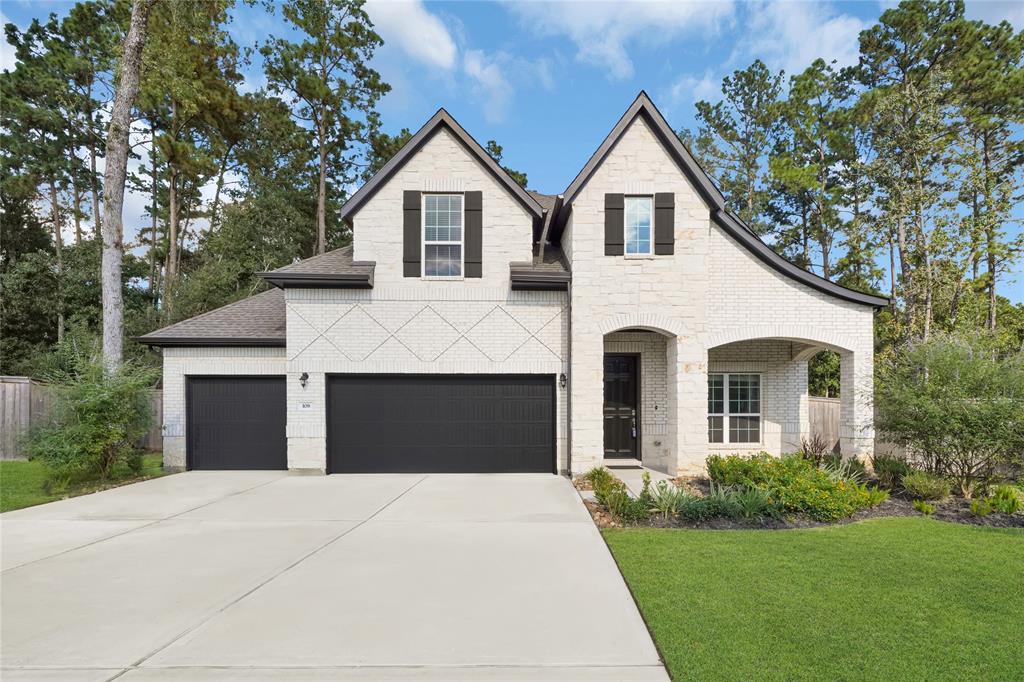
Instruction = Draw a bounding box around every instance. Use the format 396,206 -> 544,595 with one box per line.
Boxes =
605,517 -> 1024,681
0,454 -> 166,513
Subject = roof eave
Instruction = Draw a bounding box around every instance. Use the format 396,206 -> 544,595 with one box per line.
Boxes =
258,271 -> 374,289
509,267 -> 571,291
133,337 -> 286,348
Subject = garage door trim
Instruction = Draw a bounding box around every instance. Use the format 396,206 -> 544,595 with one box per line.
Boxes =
325,373 -> 557,475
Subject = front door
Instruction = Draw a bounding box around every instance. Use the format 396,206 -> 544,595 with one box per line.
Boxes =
603,354 -> 639,459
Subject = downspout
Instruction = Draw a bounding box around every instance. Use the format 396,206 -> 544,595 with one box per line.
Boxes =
565,277 -> 572,477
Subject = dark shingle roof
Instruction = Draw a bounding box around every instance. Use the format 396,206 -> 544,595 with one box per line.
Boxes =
529,243 -> 569,273
136,289 -> 285,346
264,245 -> 372,276
527,191 -> 558,213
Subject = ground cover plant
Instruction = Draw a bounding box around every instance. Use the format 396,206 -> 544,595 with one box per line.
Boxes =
0,454 -> 165,513
605,518 -> 1024,681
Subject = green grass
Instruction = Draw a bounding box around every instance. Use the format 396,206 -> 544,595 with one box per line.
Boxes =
604,518 -> 1024,681
0,454 -> 166,513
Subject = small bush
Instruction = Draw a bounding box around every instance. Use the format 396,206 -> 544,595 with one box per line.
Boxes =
604,489 -> 650,523
677,494 -> 712,522
649,481 -> 687,519
901,471 -> 951,501
583,467 -> 615,490
733,486 -> 780,521
799,434 -> 832,467
705,482 -> 742,519
970,498 -> 993,517
864,485 -> 890,508
823,455 -> 867,484
913,499 -> 936,515
871,454 -> 911,490
990,485 -> 1021,515
705,453 -> 871,521
24,341 -> 158,481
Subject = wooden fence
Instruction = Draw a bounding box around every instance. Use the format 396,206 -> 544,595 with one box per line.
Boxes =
0,376 -> 162,460
808,396 -> 841,453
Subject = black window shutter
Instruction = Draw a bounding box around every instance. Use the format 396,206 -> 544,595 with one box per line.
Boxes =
604,193 -> 624,256
654,192 -> 675,255
464,191 -> 482,278
403,190 -> 421,277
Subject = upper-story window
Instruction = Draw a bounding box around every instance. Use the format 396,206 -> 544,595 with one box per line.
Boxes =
624,196 -> 652,255
423,194 -> 463,277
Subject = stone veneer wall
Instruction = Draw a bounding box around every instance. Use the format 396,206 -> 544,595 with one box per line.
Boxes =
161,346 -> 287,471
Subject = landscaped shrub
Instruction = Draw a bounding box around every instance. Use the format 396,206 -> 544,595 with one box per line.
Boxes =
733,486 -> 780,521
822,455 -> 867,484
705,482 -> 742,519
864,485 -> 890,508
592,469 -> 653,523
649,481 -> 688,519
989,485 -> 1021,515
24,340 -> 158,481
583,466 -> 616,490
706,453 -> 872,521
913,499 -> 936,515
871,454 -> 912,490
875,332 -> 1024,496
799,434 -> 832,467
677,494 -> 712,522
901,471 -> 951,501
970,498 -> 993,517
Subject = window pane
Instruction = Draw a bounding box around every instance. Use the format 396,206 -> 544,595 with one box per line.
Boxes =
708,416 -> 723,443
425,195 -> 438,212
624,197 -> 653,255
450,194 -> 463,212
708,374 -> 724,414
729,374 -> 760,414
424,244 -> 461,277
729,416 -> 760,443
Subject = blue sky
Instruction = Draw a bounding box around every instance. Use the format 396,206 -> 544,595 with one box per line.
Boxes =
3,0 -> 1023,302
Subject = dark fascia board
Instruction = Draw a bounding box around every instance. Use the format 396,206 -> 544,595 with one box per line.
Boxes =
258,271 -> 374,289
134,337 -> 286,348
713,210 -> 890,308
554,90 -> 888,309
509,267 -> 571,291
339,109 -> 544,223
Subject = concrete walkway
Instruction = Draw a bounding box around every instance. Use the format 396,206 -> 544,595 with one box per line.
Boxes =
1,472 -> 666,681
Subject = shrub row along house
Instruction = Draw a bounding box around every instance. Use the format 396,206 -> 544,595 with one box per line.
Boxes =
138,93 -> 888,475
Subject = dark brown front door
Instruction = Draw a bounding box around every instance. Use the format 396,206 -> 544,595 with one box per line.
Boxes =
603,354 -> 639,459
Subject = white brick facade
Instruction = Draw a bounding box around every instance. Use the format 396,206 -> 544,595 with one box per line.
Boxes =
157,100 -> 877,476
161,346 -> 287,471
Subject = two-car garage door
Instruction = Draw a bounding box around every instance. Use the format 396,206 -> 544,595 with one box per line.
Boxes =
327,375 -> 555,474
186,375 -> 555,473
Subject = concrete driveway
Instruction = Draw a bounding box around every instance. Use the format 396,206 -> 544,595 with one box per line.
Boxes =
1,471 -> 666,681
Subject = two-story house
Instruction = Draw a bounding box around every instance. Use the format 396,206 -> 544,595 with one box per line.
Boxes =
139,92 -> 887,475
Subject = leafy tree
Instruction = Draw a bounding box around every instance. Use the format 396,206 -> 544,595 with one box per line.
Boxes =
875,332 -> 1024,495
484,140 -> 528,188
261,0 -> 389,254
363,127 -> 411,181
690,60 -> 784,235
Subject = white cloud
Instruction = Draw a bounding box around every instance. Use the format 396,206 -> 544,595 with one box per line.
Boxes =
741,1 -> 867,75
463,49 -> 513,124
964,0 -> 1024,29
365,0 -> 457,70
1,13 -> 20,73
506,1 -> 736,80
665,70 -> 720,111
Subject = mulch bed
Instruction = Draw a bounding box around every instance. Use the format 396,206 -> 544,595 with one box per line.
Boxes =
575,476 -> 1024,531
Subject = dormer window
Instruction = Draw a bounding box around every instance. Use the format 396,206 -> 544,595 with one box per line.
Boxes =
423,194 -> 463,277
624,196 -> 652,255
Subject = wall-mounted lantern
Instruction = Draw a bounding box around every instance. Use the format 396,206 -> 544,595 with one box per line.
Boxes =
299,372 -> 309,388
559,373 -> 567,389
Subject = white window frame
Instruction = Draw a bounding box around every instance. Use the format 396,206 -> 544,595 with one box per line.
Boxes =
624,195 -> 653,257
708,372 -> 762,445
421,193 -> 464,279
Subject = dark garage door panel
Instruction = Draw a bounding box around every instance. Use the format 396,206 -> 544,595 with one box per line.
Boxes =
187,377 -> 286,470
328,375 -> 555,474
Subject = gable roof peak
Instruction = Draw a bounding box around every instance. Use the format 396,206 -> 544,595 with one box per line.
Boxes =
339,107 -> 542,222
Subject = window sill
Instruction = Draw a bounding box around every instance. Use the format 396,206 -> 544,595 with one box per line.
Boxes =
708,442 -> 764,450
622,254 -> 667,260
421,276 -> 465,281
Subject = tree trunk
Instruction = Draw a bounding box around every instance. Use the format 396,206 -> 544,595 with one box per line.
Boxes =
317,119 -> 328,255
100,0 -> 155,373
209,144 -> 235,231
888,231 -> 898,319
48,177 -> 65,343
983,132 -> 996,330
165,163 -> 179,304
88,76 -> 101,234
149,121 -> 158,303
71,165 -> 83,245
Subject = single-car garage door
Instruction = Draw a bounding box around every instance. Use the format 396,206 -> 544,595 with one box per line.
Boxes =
187,377 -> 286,470
327,375 -> 555,474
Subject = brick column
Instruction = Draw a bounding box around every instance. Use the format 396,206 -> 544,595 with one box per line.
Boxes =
839,348 -> 874,460
673,336 -> 707,475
